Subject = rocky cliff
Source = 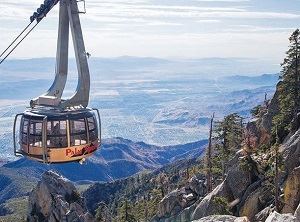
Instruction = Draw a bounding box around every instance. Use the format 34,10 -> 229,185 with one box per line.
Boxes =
152,135 -> 300,221
27,171 -> 94,222
151,81 -> 300,222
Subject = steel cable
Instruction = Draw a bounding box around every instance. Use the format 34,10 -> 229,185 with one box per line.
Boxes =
0,21 -> 33,59
0,21 -> 40,65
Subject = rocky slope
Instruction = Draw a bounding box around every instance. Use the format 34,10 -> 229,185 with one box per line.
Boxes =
148,80 -> 300,222
83,158 -> 201,215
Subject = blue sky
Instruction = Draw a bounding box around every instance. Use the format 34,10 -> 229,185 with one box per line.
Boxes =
0,0 -> 300,63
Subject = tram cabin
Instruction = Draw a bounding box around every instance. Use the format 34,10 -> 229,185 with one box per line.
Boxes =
14,108 -> 101,163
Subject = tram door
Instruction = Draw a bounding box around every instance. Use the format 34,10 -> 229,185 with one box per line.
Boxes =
19,116 -> 48,161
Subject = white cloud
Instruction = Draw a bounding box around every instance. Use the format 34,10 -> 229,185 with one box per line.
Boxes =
196,19 -> 221,23
84,2 -> 299,21
0,0 -> 298,63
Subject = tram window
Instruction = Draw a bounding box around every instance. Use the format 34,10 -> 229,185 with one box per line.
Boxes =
70,119 -> 87,146
22,118 -> 28,132
29,120 -> 43,147
87,117 -> 98,142
87,117 -> 95,130
47,121 -> 67,148
21,118 -> 29,145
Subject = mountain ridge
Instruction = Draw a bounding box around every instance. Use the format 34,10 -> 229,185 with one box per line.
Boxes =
0,137 -> 207,204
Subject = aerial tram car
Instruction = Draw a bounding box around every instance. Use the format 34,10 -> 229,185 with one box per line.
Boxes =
0,0 -> 101,163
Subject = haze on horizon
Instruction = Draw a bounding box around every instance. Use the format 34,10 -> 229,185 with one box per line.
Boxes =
0,0 -> 299,67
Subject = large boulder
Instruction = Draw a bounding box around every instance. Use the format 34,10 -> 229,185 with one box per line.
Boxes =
239,184 -> 273,221
156,176 -> 205,220
254,206 -> 274,222
192,215 -> 249,222
226,151 -> 254,200
265,211 -> 297,222
157,189 -> 184,218
187,176 -> 206,197
152,200 -> 199,222
282,167 -> 300,214
192,151 -> 257,220
246,81 -> 280,147
245,120 -> 260,150
294,202 -> 300,220
191,181 -> 234,220
27,171 -> 94,222
260,82 -> 280,136
282,129 -> 300,174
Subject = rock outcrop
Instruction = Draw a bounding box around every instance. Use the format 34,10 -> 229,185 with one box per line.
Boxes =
282,128 -> 300,174
154,130 -> 300,222
153,176 -> 206,221
254,206 -> 274,222
294,202 -> 300,219
243,82 -> 280,148
27,171 -> 94,222
191,181 -> 233,220
192,215 -> 249,222
282,166 -> 300,214
226,151 -> 255,200
192,150 -> 257,220
238,184 -> 273,221
265,211 -> 297,222
260,82 -> 280,136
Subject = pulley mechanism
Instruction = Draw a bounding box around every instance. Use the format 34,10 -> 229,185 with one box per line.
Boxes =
30,0 -> 60,23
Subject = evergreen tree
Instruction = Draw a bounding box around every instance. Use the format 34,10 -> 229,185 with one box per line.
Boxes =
148,189 -> 163,218
240,127 -> 258,183
156,173 -> 169,197
95,202 -> 113,222
273,29 -> 300,140
115,199 -> 137,222
269,125 -> 284,212
213,113 -> 243,178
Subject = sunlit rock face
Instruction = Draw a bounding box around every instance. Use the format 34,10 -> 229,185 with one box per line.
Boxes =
27,171 -> 94,222
192,215 -> 250,222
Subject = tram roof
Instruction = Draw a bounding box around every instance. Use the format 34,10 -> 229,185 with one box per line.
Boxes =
22,107 -> 95,120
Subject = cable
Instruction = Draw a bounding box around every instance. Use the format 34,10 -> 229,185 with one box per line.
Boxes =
0,21 -> 40,65
0,1 -> 61,65
0,22 -> 33,59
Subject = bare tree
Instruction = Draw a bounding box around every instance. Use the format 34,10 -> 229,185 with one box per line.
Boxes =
206,113 -> 215,193
274,125 -> 280,212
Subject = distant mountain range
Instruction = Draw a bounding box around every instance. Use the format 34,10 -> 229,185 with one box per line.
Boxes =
221,74 -> 279,86
0,57 -> 279,80
0,137 -> 207,204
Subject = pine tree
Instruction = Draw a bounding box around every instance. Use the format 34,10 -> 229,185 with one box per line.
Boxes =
241,127 -> 257,183
148,189 -> 163,218
95,202 -> 113,222
213,113 -> 243,179
116,199 -> 137,222
156,173 -> 168,197
274,125 -> 280,212
273,29 -> 300,140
